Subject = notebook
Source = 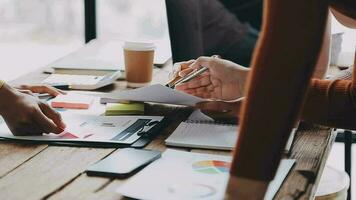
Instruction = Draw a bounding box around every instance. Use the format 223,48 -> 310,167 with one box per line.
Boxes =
165,111 -> 296,151
117,149 -> 296,200
166,121 -> 236,150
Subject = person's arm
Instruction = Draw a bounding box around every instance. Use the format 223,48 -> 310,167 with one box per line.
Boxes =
301,53 -> 356,130
165,0 -> 204,62
298,6 -> 356,129
200,0 -> 258,66
227,0 -> 329,198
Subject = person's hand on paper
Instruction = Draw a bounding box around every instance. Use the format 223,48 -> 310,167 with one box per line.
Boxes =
0,83 -> 66,136
16,84 -> 66,97
174,56 -> 249,100
195,98 -> 243,122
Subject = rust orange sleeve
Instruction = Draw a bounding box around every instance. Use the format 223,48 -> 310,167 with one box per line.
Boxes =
229,0 -> 329,181
302,57 -> 356,130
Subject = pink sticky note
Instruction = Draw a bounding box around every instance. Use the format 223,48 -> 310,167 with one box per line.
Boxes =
61,132 -> 79,139
51,94 -> 94,109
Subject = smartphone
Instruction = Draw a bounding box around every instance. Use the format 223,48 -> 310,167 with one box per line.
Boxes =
86,148 -> 161,178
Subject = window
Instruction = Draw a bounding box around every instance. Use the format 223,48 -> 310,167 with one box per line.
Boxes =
97,0 -> 171,57
331,15 -> 356,66
0,0 -> 84,81
332,15 -> 356,53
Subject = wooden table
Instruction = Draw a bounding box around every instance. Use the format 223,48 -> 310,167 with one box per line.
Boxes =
0,64 -> 335,200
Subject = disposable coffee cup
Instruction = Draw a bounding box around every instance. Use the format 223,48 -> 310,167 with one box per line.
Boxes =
123,41 -> 155,88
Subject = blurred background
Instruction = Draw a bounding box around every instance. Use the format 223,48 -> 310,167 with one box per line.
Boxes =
0,0 -> 355,81
0,0 -> 170,81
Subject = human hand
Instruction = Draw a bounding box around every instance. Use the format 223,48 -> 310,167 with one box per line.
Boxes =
170,59 -> 195,80
0,84 -> 66,136
195,98 -> 243,122
16,84 -> 66,97
174,56 -> 249,101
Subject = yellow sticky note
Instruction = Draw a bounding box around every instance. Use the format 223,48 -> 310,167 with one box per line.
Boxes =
105,103 -> 144,116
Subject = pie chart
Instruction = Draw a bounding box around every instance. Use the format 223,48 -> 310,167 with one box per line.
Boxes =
192,160 -> 230,174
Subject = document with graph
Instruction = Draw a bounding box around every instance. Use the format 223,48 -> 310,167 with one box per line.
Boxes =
0,113 -> 164,145
117,149 -> 295,200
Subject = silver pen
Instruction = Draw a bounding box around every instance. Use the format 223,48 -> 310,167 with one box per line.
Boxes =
173,67 -> 208,87
165,55 -> 219,88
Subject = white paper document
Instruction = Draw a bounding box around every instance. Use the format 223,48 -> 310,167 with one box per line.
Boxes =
0,114 -> 164,144
187,109 -> 215,121
101,84 -> 204,106
117,149 -> 295,200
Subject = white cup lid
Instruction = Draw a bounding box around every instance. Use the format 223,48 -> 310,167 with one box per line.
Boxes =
123,41 -> 156,51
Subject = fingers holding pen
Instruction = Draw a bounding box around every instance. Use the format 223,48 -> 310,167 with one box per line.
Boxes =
171,60 -> 195,78
188,56 -> 218,71
175,74 -> 211,90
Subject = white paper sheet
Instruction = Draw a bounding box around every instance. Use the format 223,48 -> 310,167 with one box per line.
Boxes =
187,109 -> 214,122
117,149 -> 295,200
101,84 -> 204,106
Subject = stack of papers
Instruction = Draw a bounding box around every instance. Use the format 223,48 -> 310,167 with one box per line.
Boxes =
117,149 -> 295,200
105,103 -> 145,116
